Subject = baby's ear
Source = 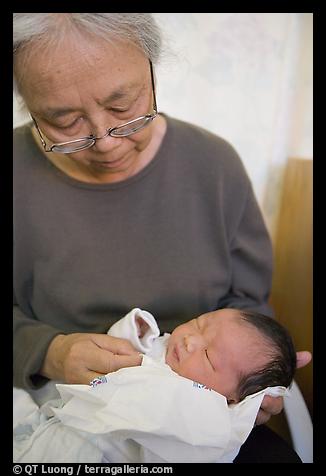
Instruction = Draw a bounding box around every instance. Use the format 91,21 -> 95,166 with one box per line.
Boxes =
136,317 -> 150,338
296,351 -> 312,369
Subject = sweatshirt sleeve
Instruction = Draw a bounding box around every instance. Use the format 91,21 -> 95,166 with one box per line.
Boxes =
218,182 -> 274,317
13,298 -> 64,390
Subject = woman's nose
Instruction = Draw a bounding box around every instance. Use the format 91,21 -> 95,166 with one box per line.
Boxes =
89,116 -> 123,152
92,132 -> 122,153
184,334 -> 206,353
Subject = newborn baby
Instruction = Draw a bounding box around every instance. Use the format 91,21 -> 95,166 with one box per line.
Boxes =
14,307 -> 295,464
109,307 -> 296,404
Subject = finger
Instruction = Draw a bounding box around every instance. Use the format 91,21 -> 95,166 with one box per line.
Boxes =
83,347 -> 116,375
260,396 -> 283,415
108,353 -> 143,373
84,348 -> 143,375
255,409 -> 271,426
92,334 -> 139,355
296,350 -> 312,368
84,371 -> 107,386
64,368 -> 106,385
85,354 -> 143,385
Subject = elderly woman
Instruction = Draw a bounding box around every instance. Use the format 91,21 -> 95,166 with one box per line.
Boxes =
13,13 -> 310,463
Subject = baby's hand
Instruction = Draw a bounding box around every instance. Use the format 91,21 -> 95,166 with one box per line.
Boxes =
136,317 -> 150,338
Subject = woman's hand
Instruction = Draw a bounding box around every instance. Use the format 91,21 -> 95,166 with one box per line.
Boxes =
40,333 -> 143,385
255,395 -> 284,425
255,350 -> 312,425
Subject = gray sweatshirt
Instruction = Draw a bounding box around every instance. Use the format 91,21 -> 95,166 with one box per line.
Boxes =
13,115 -> 273,389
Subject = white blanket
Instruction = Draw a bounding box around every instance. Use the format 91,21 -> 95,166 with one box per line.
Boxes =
13,308 -> 289,463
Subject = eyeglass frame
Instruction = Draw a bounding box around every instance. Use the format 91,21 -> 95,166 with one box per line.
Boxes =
30,60 -> 158,154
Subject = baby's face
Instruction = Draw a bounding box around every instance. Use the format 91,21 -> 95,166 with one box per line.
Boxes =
165,309 -> 270,402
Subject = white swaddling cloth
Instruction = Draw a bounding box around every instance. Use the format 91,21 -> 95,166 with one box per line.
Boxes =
51,308 -> 289,463
14,308 -> 290,463
108,308 -> 161,355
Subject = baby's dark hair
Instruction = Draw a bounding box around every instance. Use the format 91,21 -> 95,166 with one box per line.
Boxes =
236,310 -> 297,402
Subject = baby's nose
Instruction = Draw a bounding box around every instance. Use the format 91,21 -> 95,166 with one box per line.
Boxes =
184,334 -> 206,353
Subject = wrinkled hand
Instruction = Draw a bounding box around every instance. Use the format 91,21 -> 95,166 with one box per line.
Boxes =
40,333 -> 142,385
255,350 -> 312,425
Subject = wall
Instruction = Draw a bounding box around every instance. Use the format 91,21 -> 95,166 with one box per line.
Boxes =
152,13 -> 313,238
271,158 -> 313,412
267,157 -> 313,445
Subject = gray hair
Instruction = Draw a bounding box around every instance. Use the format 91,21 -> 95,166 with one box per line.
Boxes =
13,13 -> 162,97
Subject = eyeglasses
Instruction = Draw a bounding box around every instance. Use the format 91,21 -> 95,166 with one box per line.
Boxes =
31,61 -> 158,154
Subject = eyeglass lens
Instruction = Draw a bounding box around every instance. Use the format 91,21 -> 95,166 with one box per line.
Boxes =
52,116 -> 154,153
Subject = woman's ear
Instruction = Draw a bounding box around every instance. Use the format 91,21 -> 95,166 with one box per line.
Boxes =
296,351 -> 312,369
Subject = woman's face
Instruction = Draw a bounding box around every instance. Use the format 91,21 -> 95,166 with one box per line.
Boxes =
17,36 -> 158,181
165,309 -> 271,402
